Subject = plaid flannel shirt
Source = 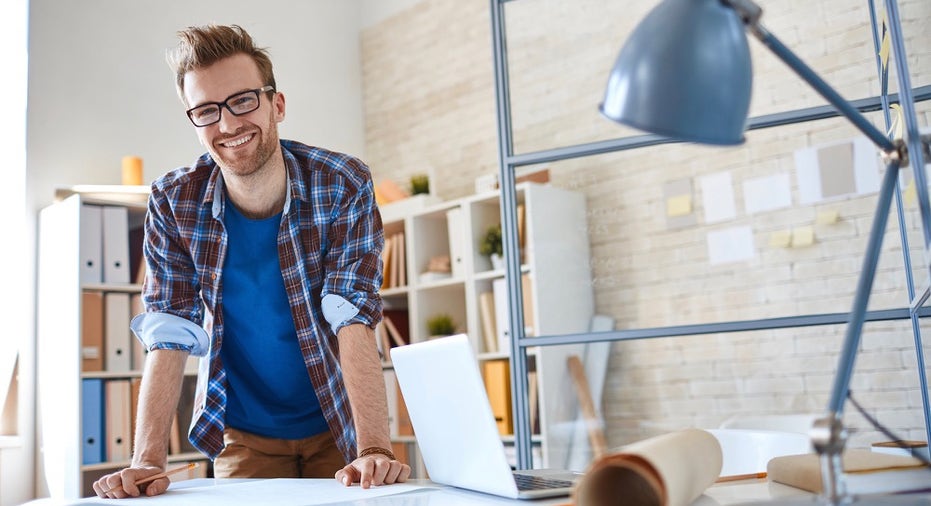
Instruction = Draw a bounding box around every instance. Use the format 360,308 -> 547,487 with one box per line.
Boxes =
131,140 -> 384,461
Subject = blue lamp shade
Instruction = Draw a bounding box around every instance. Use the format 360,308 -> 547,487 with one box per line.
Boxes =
600,0 -> 753,145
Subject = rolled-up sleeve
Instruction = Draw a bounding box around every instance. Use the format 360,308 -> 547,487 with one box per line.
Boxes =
321,174 -> 384,334
130,312 -> 210,357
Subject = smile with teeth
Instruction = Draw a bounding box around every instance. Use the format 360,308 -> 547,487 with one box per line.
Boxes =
221,133 -> 254,148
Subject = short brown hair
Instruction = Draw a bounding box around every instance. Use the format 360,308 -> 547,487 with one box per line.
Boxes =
166,24 -> 276,105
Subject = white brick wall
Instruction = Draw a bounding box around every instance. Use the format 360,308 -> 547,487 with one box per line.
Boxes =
362,0 -> 931,457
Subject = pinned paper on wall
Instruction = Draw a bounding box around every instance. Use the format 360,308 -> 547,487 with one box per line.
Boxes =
707,226 -> 754,265
667,194 -> 692,217
878,9 -> 891,71
699,172 -> 737,223
769,229 -> 792,248
743,174 -> 792,214
791,226 -> 815,247
796,137 -> 881,204
816,210 -> 840,225
663,178 -> 697,229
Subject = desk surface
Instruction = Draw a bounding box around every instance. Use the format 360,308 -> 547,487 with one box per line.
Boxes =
24,477 -> 817,506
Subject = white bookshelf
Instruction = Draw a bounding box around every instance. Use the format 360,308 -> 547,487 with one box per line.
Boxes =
379,182 -> 595,472
36,188 -> 207,499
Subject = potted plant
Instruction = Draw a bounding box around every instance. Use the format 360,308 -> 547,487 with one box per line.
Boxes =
410,174 -> 430,195
479,223 -> 504,269
426,313 -> 456,338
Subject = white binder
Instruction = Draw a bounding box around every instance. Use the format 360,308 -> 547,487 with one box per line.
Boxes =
104,292 -> 132,372
79,205 -> 103,284
445,208 -> 464,278
102,206 -> 130,283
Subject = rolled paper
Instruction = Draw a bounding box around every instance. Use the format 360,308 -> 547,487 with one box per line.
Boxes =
573,428 -> 723,506
121,156 -> 143,186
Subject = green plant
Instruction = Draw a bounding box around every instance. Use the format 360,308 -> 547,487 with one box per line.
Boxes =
410,174 -> 430,195
479,223 -> 503,257
426,313 -> 456,336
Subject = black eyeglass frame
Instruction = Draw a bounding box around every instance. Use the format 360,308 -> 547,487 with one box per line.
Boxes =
185,85 -> 276,127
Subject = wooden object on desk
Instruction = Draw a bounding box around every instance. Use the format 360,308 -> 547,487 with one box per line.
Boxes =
572,428 -> 722,506
767,449 -> 931,495
566,354 -> 607,460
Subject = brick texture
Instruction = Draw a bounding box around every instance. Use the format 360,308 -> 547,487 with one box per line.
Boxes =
362,0 -> 931,454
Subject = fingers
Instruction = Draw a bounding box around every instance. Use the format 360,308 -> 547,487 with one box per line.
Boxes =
335,464 -> 360,487
91,467 -> 169,499
335,457 -> 413,488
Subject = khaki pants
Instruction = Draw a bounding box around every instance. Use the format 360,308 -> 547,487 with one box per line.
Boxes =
214,427 -> 347,478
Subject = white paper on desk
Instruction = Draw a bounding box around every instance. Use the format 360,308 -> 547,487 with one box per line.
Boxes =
69,480 -> 428,505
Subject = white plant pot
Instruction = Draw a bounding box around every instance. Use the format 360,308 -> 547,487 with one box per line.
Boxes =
490,253 -> 505,270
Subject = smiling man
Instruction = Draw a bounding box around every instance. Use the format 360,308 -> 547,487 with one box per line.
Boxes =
93,24 -> 408,499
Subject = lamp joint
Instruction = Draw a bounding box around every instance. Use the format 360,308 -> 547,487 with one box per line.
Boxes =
880,138 -> 909,168
722,0 -> 762,29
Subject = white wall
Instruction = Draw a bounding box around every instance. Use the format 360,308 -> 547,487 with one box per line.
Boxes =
27,0 -> 368,213
23,1 -> 370,502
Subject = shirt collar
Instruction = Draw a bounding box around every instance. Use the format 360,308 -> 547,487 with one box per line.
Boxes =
202,141 -> 299,219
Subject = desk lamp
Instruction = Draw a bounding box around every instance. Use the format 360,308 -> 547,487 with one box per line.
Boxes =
600,0 -> 928,504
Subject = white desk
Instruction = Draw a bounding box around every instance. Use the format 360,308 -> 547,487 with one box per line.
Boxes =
24,477 -> 816,506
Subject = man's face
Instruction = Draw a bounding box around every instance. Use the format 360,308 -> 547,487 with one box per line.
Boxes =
182,53 -> 285,177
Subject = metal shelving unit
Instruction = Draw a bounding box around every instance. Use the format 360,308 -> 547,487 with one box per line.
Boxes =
489,0 -> 931,469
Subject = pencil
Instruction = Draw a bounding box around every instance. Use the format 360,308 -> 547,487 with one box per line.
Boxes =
101,462 -> 199,495
714,471 -> 767,483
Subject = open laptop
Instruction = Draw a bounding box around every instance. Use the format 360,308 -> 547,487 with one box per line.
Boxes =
389,334 -> 582,499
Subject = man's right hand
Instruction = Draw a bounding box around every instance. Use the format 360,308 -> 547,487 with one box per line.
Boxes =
92,465 -> 169,499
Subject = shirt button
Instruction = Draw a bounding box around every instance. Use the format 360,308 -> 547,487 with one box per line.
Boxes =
211,273 -> 217,280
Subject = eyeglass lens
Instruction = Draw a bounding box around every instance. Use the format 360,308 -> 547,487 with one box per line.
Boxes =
188,90 -> 262,126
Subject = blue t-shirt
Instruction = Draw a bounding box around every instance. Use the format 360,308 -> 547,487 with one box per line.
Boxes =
220,201 -> 328,439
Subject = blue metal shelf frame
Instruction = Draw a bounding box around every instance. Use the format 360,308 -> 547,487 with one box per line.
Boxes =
489,0 -> 931,469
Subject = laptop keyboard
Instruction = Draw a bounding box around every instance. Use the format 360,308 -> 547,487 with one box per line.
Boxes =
513,473 -> 575,491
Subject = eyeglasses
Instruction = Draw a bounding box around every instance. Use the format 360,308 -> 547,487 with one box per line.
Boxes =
185,85 -> 275,127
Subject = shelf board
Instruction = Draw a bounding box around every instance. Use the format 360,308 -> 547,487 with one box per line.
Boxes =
82,370 -> 143,380
82,283 -> 143,293
56,185 -> 150,207
82,453 -> 207,472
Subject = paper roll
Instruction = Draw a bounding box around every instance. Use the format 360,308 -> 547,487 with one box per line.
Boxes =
573,428 -> 722,506
121,156 -> 143,186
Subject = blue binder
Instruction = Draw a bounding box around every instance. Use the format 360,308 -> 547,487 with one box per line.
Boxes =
82,378 -> 106,465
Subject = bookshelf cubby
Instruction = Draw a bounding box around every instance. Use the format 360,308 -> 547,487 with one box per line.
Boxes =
378,182 -> 595,473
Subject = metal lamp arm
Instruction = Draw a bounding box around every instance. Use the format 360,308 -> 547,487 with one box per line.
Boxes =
724,0 -> 900,157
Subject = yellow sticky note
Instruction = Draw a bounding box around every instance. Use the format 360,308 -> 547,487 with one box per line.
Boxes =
887,103 -> 904,140
816,210 -> 840,225
769,230 -> 792,248
904,178 -> 917,207
791,226 -> 815,247
879,10 -> 891,71
666,194 -> 692,217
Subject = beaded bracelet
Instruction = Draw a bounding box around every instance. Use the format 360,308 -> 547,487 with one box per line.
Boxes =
358,446 -> 396,460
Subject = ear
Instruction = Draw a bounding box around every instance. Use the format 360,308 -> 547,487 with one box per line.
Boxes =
273,91 -> 286,123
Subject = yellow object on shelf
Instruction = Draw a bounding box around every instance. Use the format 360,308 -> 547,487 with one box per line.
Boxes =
121,156 -> 143,186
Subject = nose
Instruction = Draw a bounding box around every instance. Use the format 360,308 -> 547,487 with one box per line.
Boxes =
216,105 -> 245,133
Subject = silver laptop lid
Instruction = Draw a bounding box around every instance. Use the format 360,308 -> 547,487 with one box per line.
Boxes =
390,334 -> 521,499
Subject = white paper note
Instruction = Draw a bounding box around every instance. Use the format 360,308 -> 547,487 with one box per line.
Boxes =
743,174 -> 791,214
707,226 -> 755,265
699,172 -> 736,223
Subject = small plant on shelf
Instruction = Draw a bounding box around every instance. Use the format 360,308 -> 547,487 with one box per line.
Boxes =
410,174 -> 430,195
426,313 -> 456,337
479,223 -> 504,268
